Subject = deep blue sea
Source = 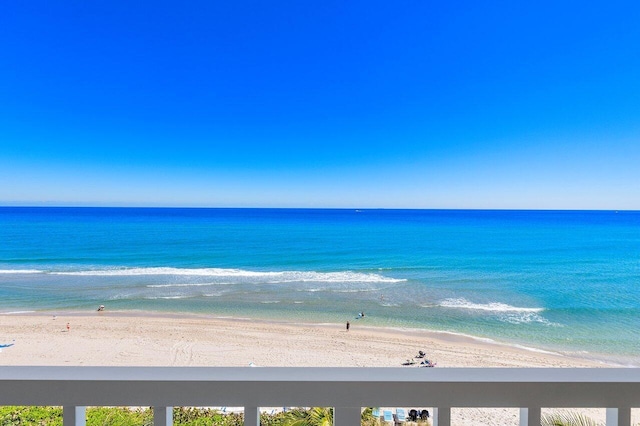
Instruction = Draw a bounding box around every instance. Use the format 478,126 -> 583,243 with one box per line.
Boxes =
1,207 -> 638,365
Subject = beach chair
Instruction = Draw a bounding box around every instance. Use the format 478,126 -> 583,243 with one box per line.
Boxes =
383,410 -> 393,424
420,409 -> 430,420
420,359 -> 436,367
372,408 -> 380,418
408,409 -> 418,421
396,408 -> 406,422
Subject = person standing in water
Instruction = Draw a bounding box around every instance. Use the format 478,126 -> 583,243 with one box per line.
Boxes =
346,321 -> 350,331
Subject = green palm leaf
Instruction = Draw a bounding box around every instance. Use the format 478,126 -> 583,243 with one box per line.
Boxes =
282,407 -> 334,426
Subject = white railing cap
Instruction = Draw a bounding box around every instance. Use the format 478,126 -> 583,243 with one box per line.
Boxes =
1,366 -> 639,383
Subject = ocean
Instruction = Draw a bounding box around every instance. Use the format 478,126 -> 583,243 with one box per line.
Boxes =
0,207 -> 638,365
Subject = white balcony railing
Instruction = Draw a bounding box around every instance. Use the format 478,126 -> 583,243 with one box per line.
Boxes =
1,367 -> 638,426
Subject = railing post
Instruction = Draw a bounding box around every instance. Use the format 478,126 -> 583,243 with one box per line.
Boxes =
244,406 -> 260,426
606,407 -> 631,426
63,406 -> 86,426
334,407 -> 361,426
519,407 -> 541,426
153,406 -> 173,426
433,407 -> 450,426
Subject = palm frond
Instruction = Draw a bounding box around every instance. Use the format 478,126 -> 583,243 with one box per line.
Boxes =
541,411 -> 601,426
308,407 -> 333,426
282,407 -> 333,426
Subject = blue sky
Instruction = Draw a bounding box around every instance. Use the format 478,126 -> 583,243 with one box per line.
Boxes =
1,1 -> 639,209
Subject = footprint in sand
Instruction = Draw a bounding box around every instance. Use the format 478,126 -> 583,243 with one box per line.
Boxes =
170,341 -> 194,365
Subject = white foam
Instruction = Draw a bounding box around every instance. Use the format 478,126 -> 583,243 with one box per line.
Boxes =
428,329 -> 563,355
296,287 -> 378,293
498,312 -> 555,325
262,271 -> 405,283
1,310 -> 36,315
334,288 -> 379,293
53,267 -> 258,277
146,283 -> 228,288
439,298 -> 558,326
0,269 -> 43,274
439,298 -> 544,313
144,296 -> 191,300
511,343 -> 561,355
50,267 -> 405,283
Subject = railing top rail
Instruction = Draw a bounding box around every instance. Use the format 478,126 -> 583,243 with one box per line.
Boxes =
1,366 -> 639,383
2,367 -> 640,408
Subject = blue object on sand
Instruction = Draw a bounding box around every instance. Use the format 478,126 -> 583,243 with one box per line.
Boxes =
0,343 -> 14,348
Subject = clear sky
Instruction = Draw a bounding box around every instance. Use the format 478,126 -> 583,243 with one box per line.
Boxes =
1,1 -> 639,209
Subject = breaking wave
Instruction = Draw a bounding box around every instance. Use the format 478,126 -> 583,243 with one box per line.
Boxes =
439,298 -> 555,326
439,298 -> 544,313
49,267 -> 405,283
0,269 -> 43,274
146,283 -> 227,288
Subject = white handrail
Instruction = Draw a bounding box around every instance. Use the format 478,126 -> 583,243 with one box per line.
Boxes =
0,367 -> 637,426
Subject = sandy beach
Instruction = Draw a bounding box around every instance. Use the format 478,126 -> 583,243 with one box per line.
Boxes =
1,312 -> 618,425
0,311 -> 605,368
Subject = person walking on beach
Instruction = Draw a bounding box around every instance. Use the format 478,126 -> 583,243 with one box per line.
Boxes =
346,321 -> 350,331
66,322 -> 70,332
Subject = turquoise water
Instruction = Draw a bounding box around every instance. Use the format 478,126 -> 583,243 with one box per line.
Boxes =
1,207 -> 638,364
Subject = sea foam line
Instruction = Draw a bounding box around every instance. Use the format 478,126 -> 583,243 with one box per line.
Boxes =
439,298 -> 544,313
144,296 -> 192,300
0,269 -> 43,274
52,267 -> 263,277
49,267 -> 405,283
146,283 -> 230,288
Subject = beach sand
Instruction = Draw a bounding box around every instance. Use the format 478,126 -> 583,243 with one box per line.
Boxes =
0,312 -> 616,425
0,312 -> 605,367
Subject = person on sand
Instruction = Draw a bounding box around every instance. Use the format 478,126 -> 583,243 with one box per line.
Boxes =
346,321 -> 350,331
66,322 -> 70,331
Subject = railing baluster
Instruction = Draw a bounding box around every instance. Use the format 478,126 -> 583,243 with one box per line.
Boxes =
519,407 -> 541,426
519,407 -> 527,426
606,407 -> 631,426
334,406 -> 361,426
153,406 -> 173,426
62,406 -> 85,426
244,406 -> 260,426
433,407 -> 450,426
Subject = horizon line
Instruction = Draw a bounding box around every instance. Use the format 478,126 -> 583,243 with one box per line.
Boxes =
0,205 -> 636,212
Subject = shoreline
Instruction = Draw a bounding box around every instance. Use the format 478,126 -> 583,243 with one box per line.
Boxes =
0,310 -> 611,368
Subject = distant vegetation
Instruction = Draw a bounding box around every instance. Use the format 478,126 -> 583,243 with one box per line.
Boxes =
0,406 -> 403,426
8,406 -> 638,426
